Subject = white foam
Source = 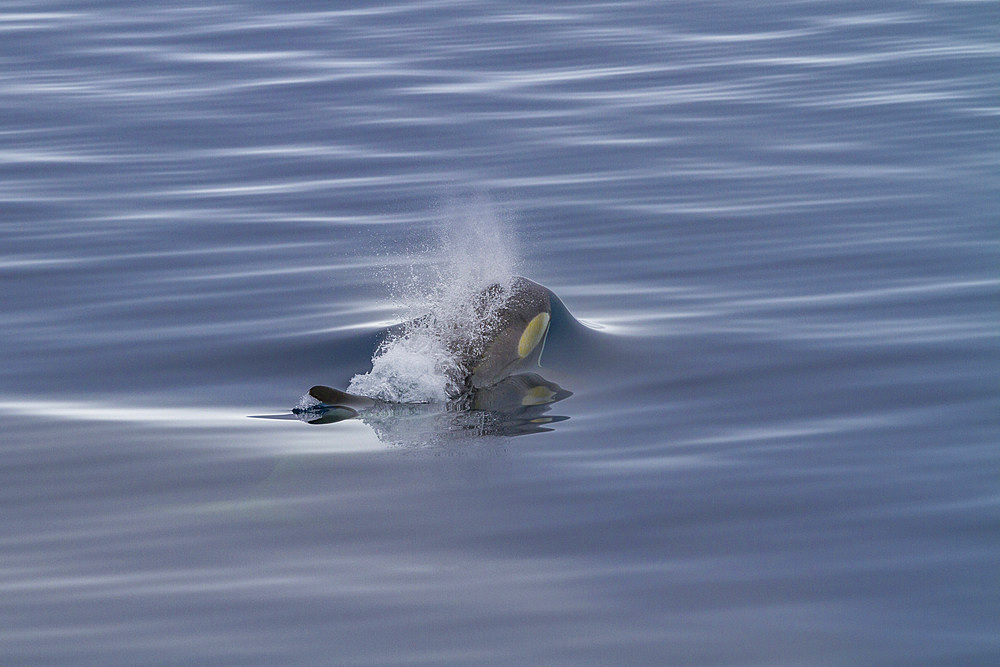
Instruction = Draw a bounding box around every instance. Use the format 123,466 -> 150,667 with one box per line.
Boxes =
348,334 -> 462,403
347,198 -> 520,403
293,392 -> 322,412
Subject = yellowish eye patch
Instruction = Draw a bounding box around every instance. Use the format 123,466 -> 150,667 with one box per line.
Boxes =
518,312 -> 550,358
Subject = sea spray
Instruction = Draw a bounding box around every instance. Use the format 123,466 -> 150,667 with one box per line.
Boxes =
348,199 -> 520,403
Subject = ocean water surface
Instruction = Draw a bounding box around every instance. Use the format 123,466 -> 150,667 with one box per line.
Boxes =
2,1 -> 998,664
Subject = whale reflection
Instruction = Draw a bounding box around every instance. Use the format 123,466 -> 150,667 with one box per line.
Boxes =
294,371 -> 571,442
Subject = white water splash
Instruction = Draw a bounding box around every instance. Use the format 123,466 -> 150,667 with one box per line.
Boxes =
348,198 -> 520,403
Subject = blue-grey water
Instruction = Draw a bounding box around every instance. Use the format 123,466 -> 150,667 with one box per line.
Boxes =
2,1 -> 998,664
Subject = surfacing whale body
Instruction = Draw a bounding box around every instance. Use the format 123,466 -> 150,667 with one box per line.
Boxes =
293,276 -> 572,435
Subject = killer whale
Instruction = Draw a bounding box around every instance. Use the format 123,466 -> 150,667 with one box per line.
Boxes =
293,277 -> 572,429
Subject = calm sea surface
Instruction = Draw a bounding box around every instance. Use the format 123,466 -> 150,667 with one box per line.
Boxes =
2,1 -> 998,664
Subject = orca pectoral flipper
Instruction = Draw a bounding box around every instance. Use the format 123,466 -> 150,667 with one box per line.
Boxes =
307,386 -> 377,411
288,386 -> 377,424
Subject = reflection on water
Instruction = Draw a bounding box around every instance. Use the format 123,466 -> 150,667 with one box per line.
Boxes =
295,372 -> 572,444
